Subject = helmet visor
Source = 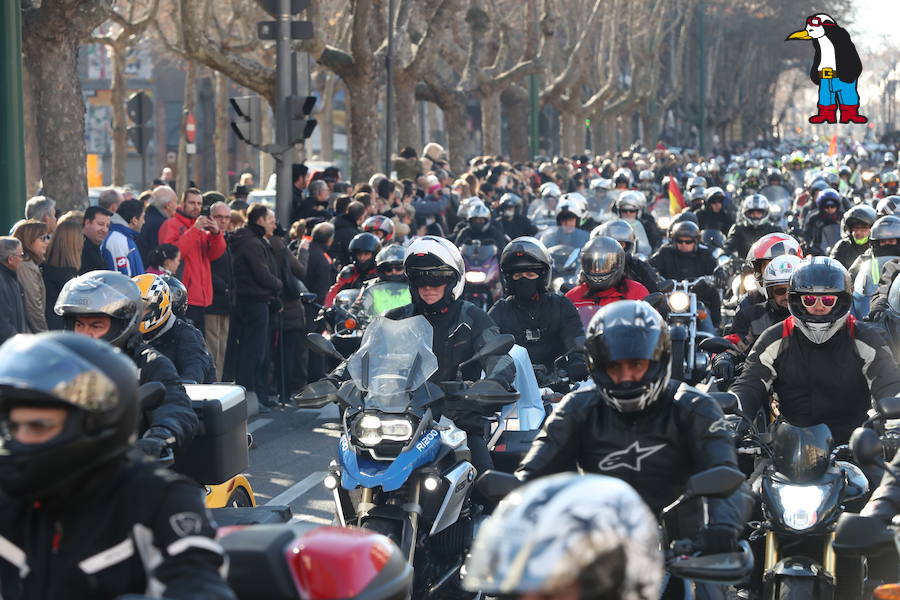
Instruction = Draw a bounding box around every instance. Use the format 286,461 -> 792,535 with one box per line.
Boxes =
0,336 -> 122,412
55,276 -> 137,319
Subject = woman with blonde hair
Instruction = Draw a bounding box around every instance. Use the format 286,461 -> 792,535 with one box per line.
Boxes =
42,219 -> 84,329
12,220 -> 49,332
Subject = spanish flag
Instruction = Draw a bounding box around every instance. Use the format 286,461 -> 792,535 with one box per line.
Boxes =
668,176 -> 686,215
828,134 -> 838,157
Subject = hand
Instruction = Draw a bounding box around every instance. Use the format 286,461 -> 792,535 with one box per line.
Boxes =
697,525 -> 739,554
205,218 -> 220,234
566,361 -> 589,382
712,354 -> 735,380
194,216 -> 210,230
134,435 -> 168,459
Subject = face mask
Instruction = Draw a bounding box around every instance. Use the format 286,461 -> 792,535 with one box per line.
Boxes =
853,236 -> 869,246
510,277 -> 541,299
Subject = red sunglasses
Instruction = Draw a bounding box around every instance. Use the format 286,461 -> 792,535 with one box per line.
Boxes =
801,294 -> 837,308
806,16 -> 835,27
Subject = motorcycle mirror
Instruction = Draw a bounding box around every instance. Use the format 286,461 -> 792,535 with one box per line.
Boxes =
708,392 -> 738,414
684,466 -> 745,499
306,333 -> 345,361
138,382 -> 166,411
658,279 -> 676,293
643,292 -> 668,312
877,396 -> 900,419
849,427 -> 884,467
475,469 -> 520,502
300,292 -> 319,305
699,337 -> 739,354
295,380 -> 338,409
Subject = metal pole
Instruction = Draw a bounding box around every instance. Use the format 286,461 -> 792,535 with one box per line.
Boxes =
698,0 -> 706,154
0,3 -> 25,232
275,0 -> 293,227
384,0 -> 394,175
529,74 -> 539,159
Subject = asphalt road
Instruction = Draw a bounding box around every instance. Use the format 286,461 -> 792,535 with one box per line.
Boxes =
244,403 -> 342,523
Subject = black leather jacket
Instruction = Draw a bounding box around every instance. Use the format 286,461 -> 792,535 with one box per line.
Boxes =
517,381 -> 751,535
724,223 -> 783,258
146,317 -> 217,384
830,238 -> 869,270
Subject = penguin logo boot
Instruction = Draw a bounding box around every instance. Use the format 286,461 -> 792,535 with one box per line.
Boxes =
809,104 -> 838,124
839,104 -> 868,124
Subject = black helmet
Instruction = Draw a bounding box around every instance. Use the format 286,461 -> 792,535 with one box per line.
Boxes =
592,219 -> 636,254
842,205 -> 876,246
160,275 -> 188,317
669,220 -> 701,246
375,245 -> 407,282
788,257 -> 852,344
871,215 -> 900,256
0,332 -> 139,499
467,200 -> 492,233
348,232 -> 381,272
500,236 -> 552,296
701,228 -> 726,250
580,236 -> 625,291
809,179 -> 829,196
585,300 -> 671,413
54,271 -> 143,349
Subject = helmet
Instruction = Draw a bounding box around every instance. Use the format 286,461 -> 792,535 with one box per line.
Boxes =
54,270 -> 143,349
669,220 -> 700,245
375,245 -> 407,282
740,194 -> 770,226
585,300 -> 671,413
348,233 -> 381,272
672,211 -> 699,226
160,275 -> 188,317
842,205 -> 876,244
615,191 -> 644,217
133,273 -> 174,336
701,229 -> 726,250
467,200 -> 492,233
885,152 -> 896,164
592,219 -> 636,254
767,168 -> 784,183
580,236 -> 625,291
870,215 -> 900,257
823,172 -> 840,189
882,171 -> 899,191
613,168 -> 633,186
809,179 -> 829,197
688,187 -> 706,204
687,175 -> 707,190
877,196 -> 900,217
498,193 -> 523,212
456,196 -> 480,220
788,257 -> 852,344
888,273 -> 900,315
638,169 -> 654,182
557,193 -> 587,224
462,472 -> 663,600
362,215 -> 395,241
762,254 -> 803,288
704,186 -> 725,204
839,165 -> 852,177
745,167 -> 760,181
816,188 -> 842,209
747,233 -> 803,287
539,182 -> 561,199
0,332 -> 139,499
404,235 -> 465,305
500,236 -> 552,296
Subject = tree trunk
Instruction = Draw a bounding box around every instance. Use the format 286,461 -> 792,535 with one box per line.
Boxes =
559,110 -> 578,158
479,89 -> 502,157
319,76 -> 336,162
394,73 -> 418,152
22,67 -> 41,197
22,38 -> 90,211
176,60 -> 196,194
441,99 -> 467,176
110,41 -> 128,186
503,86 -> 529,162
346,78 -> 378,183
213,71 -> 229,194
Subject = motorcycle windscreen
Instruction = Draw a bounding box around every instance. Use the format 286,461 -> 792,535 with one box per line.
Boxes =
539,227 -> 589,250
346,316 -> 438,412
461,243 -> 497,267
771,422 -> 833,483
548,245 -> 580,273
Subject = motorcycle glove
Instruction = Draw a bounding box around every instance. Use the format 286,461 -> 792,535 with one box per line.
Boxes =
134,426 -> 175,458
712,354 -> 735,381
697,524 -> 739,554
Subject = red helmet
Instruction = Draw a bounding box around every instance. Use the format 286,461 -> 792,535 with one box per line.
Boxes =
362,215 -> 395,241
747,233 -> 803,288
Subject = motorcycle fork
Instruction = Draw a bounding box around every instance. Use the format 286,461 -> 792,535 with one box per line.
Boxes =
764,531 -> 779,571
404,481 -> 422,565
823,531 -> 836,575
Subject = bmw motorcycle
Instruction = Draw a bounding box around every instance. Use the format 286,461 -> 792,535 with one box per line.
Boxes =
296,316 -> 517,599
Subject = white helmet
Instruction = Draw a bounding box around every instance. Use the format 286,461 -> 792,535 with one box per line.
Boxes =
590,178 -> 613,191
762,254 -> 803,288
740,194 -> 770,226
457,196 -> 481,220
557,193 -> 588,220
613,167 -> 634,185
539,182 -> 562,199
638,169 -> 654,182
404,236 -> 466,300
615,190 -> 646,216
463,473 -> 663,599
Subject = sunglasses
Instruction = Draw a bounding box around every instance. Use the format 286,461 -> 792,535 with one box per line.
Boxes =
675,239 -> 696,245
806,16 -> 833,27
768,285 -> 789,296
801,294 -> 837,307
383,266 -> 404,274
620,208 -> 638,214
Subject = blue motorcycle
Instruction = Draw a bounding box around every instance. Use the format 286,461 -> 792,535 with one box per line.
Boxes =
297,316 -> 517,599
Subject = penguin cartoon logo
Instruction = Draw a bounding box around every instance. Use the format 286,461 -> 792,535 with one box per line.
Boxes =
785,14 -> 867,125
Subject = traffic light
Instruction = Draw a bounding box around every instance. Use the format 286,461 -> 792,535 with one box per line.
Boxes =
287,95 -> 317,145
126,91 -> 154,154
230,95 -> 262,147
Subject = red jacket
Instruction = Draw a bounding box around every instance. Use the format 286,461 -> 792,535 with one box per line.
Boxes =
324,265 -> 378,307
158,212 -> 226,307
565,280 -> 649,308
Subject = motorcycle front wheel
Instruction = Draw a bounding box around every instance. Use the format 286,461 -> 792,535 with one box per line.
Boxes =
776,576 -> 817,600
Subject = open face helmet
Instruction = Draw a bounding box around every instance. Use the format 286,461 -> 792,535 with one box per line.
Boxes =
841,205 -> 876,245
375,245 -> 407,282
348,233 -> 382,272
404,235 -> 465,307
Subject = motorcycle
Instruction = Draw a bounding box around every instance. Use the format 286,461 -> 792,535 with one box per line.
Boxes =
460,241 -> 502,310
661,277 -> 716,385
295,316 -> 518,598
526,197 -> 559,232
547,243 -> 580,293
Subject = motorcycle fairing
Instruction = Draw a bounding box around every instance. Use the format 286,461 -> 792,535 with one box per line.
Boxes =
339,429 -> 442,491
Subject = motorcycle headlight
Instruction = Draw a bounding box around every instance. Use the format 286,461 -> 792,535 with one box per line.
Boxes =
742,273 -> 758,292
772,482 -> 827,531
668,290 -> 690,313
466,271 -> 487,283
351,412 -> 415,447
717,254 -> 731,266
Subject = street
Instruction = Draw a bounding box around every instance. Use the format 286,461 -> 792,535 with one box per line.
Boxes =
244,403 -> 341,523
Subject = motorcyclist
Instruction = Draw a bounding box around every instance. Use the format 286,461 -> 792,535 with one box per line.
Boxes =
725,194 -> 782,258
685,186 -> 706,212
803,188 -> 844,256
649,221 -> 721,327
462,473 -> 664,600
565,237 -> 649,316
54,270 -> 197,457
488,237 -> 588,385
361,214 -> 395,243
0,332 -> 234,600
695,187 -> 734,234
133,274 -> 216,384
830,204 -> 876,269
496,192 -> 538,240
876,195 -> 900,218
517,300 -> 752,558
737,232 -> 805,313
324,232 -> 381,307
539,195 -> 589,250
731,257 -> 900,445
848,215 -> 900,283
328,236 -> 515,472
454,199 -> 509,251
593,219 -> 663,293
613,191 -> 661,254
876,171 -> 899,200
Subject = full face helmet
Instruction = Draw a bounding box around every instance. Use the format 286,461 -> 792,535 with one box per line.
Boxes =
746,233 -> 803,290
54,271 -> 143,349
876,196 -> 900,218
466,200 -> 492,233
348,232 -> 382,272
870,215 -> 900,257
498,193 -> 523,219
787,257 -> 852,344
160,275 -> 188,317
362,215 -> 395,241
580,236 -> 625,292
740,194 -> 770,227
500,236 -> 553,299
133,273 -> 175,338
592,219 -> 637,254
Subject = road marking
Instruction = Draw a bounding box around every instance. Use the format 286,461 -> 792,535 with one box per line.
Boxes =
248,418 -> 272,433
265,472 -> 326,506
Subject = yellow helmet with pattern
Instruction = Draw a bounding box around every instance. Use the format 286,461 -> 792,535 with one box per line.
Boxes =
132,274 -> 173,335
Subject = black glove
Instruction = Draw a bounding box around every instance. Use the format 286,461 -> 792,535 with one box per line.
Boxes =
697,525 -> 739,554
134,427 -> 174,459
566,361 -> 589,382
712,354 -> 735,381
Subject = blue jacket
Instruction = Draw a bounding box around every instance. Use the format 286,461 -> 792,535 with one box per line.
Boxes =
102,222 -> 145,276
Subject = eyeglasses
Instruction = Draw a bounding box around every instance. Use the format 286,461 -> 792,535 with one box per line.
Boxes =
2,418 -> 65,437
675,239 -> 696,246
768,285 -> 789,296
801,294 -> 837,307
